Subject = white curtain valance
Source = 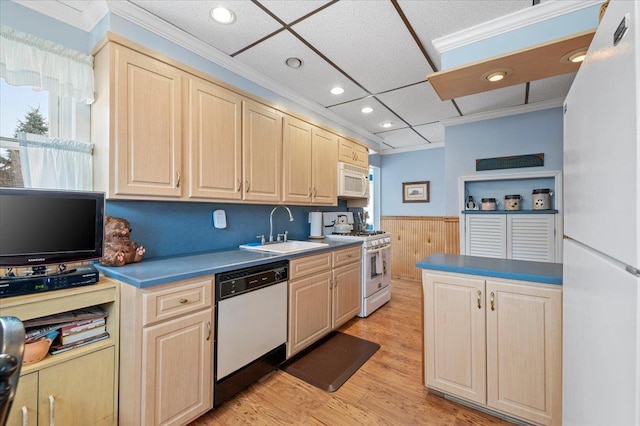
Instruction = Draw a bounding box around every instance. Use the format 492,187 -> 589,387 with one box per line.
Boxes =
0,25 -> 94,104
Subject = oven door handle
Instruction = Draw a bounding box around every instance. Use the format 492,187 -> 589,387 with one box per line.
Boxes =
367,245 -> 390,254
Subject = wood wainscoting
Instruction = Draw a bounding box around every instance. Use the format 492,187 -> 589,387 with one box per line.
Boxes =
381,216 -> 460,282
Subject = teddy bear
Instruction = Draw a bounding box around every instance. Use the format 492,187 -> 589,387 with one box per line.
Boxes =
100,216 -> 146,267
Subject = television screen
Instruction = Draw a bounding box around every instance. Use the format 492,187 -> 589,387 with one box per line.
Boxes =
0,188 -> 105,268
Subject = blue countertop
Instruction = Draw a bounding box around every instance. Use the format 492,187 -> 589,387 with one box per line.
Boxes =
416,254 -> 562,285
95,240 -> 361,288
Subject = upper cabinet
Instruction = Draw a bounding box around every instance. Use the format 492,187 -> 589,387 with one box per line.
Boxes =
283,115 -> 338,205
92,35 -> 368,205
93,42 -> 184,199
338,138 -> 369,169
186,76 -> 242,201
242,100 -> 282,203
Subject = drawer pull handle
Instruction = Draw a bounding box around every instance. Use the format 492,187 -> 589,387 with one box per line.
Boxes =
21,406 -> 27,426
206,321 -> 211,341
176,171 -> 181,188
49,395 -> 55,426
490,292 -> 495,311
179,298 -> 189,304
477,290 -> 482,309
236,179 -> 242,192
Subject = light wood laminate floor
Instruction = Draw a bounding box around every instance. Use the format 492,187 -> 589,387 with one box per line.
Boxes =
190,278 -> 510,425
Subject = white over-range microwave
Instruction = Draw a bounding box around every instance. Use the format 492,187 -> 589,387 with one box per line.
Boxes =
337,162 -> 369,199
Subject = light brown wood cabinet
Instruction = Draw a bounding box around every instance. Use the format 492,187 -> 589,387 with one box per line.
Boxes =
1,279 -> 120,426
93,42 -> 185,199
338,138 -> 369,168
422,271 -> 562,425
283,114 -> 338,205
287,246 -> 361,358
119,275 -> 214,426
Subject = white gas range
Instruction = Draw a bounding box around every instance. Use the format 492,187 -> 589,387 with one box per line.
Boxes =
322,212 -> 391,317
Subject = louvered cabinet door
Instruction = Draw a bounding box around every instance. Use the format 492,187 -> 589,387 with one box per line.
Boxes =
465,215 -> 507,259
507,214 -> 555,262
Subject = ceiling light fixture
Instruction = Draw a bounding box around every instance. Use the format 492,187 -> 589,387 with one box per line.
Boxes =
210,7 -> 235,24
330,87 -> 344,95
285,57 -> 303,68
381,122 -> 393,128
486,71 -> 507,82
361,107 -> 374,114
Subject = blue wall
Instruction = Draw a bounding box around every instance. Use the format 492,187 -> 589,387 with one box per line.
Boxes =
106,201 -> 350,259
444,107 -> 563,215
378,147 -> 446,216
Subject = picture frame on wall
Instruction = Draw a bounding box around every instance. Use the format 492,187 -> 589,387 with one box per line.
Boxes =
402,181 -> 430,203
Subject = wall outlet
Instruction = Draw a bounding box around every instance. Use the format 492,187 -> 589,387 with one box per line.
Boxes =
213,209 -> 227,229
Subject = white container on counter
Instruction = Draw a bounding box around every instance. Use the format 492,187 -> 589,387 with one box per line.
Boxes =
532,188 -> 553,210
504,194 -> 522,211
481,198 -> 497,211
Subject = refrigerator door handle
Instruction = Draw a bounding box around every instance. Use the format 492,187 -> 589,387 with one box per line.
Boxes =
625,266 -> 640,277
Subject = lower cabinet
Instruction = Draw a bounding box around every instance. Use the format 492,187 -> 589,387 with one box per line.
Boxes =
287,246 -> 361,358
422,271 -> 562,426
119,275 -> 214,426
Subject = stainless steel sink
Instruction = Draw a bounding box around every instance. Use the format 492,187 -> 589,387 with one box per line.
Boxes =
239,240 -> 328,254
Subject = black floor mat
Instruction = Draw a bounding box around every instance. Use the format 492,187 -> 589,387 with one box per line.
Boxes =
281,331 -> 380,392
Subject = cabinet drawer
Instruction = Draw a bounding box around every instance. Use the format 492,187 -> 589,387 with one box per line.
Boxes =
142,276 -> 213,326
332,245 -> 362,267
289,252 -> 332,280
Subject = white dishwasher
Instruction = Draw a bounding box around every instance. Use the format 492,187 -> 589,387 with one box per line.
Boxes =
214,260 -> 288,407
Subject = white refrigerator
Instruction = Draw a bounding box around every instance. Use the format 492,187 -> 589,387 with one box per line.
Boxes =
563,0 -> 640,425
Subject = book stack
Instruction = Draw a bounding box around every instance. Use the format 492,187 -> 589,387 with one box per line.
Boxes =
24,306 -> 110,355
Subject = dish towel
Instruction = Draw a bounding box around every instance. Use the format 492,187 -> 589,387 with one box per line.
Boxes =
375,253 -> 383,275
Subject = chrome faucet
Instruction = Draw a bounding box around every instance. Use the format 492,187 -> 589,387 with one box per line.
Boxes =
269,206 -> 294,242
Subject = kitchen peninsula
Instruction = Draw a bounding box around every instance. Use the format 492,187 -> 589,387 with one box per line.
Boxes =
417,254 -> 562,426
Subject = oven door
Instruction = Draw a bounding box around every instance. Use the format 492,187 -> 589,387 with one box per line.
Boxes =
364,245 -> 390,297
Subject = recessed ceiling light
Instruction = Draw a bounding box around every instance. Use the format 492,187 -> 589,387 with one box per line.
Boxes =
486,71 -> 506,82
562,48 -> 588,64
381,122 -> 393,128
330,87 -> 344,95
361,107 -> 374,114
285,57 -> 303,68
210,7 -> 235,24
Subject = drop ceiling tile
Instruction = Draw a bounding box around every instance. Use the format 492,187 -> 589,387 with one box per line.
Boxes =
258,0 -> 332,24
328,97 -> 405,135
377,128 -> 429,149
528,72 -> 577,103
414,122 -> 445,144
397,0 -> 534,70
235,30 -> 368,106
455,84 -> 526,116
129,0 -> 282,55
292,0 -> 433,94
376,82 -> 459,126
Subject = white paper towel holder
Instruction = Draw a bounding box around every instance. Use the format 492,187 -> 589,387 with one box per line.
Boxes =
308,211 -> 325,239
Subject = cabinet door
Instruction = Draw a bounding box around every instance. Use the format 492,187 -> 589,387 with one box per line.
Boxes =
352,142 -> 369,168
507,214 -> 556,262
186,77 -> 242,200
287,271 -> 332,358
311,127 -> 338,205
486,281 -> 562,425
423,272 -> 486,404
242,100 -> 282,202
332,262 -> 361,329
282,114 -> 313,203
465,215 -> 507,258
113,45 -> 183,197
6,372 -> 37,426
142,309 -> 213,426
38,347 -> 115,426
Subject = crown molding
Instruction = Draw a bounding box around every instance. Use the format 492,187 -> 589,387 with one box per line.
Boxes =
432,0 -> 602,54
13,0 -> 109,32
441,98 -> 564,127
104,1 -> 384,150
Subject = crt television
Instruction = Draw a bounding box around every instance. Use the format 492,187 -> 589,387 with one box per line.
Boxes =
0,188 -> 105,268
